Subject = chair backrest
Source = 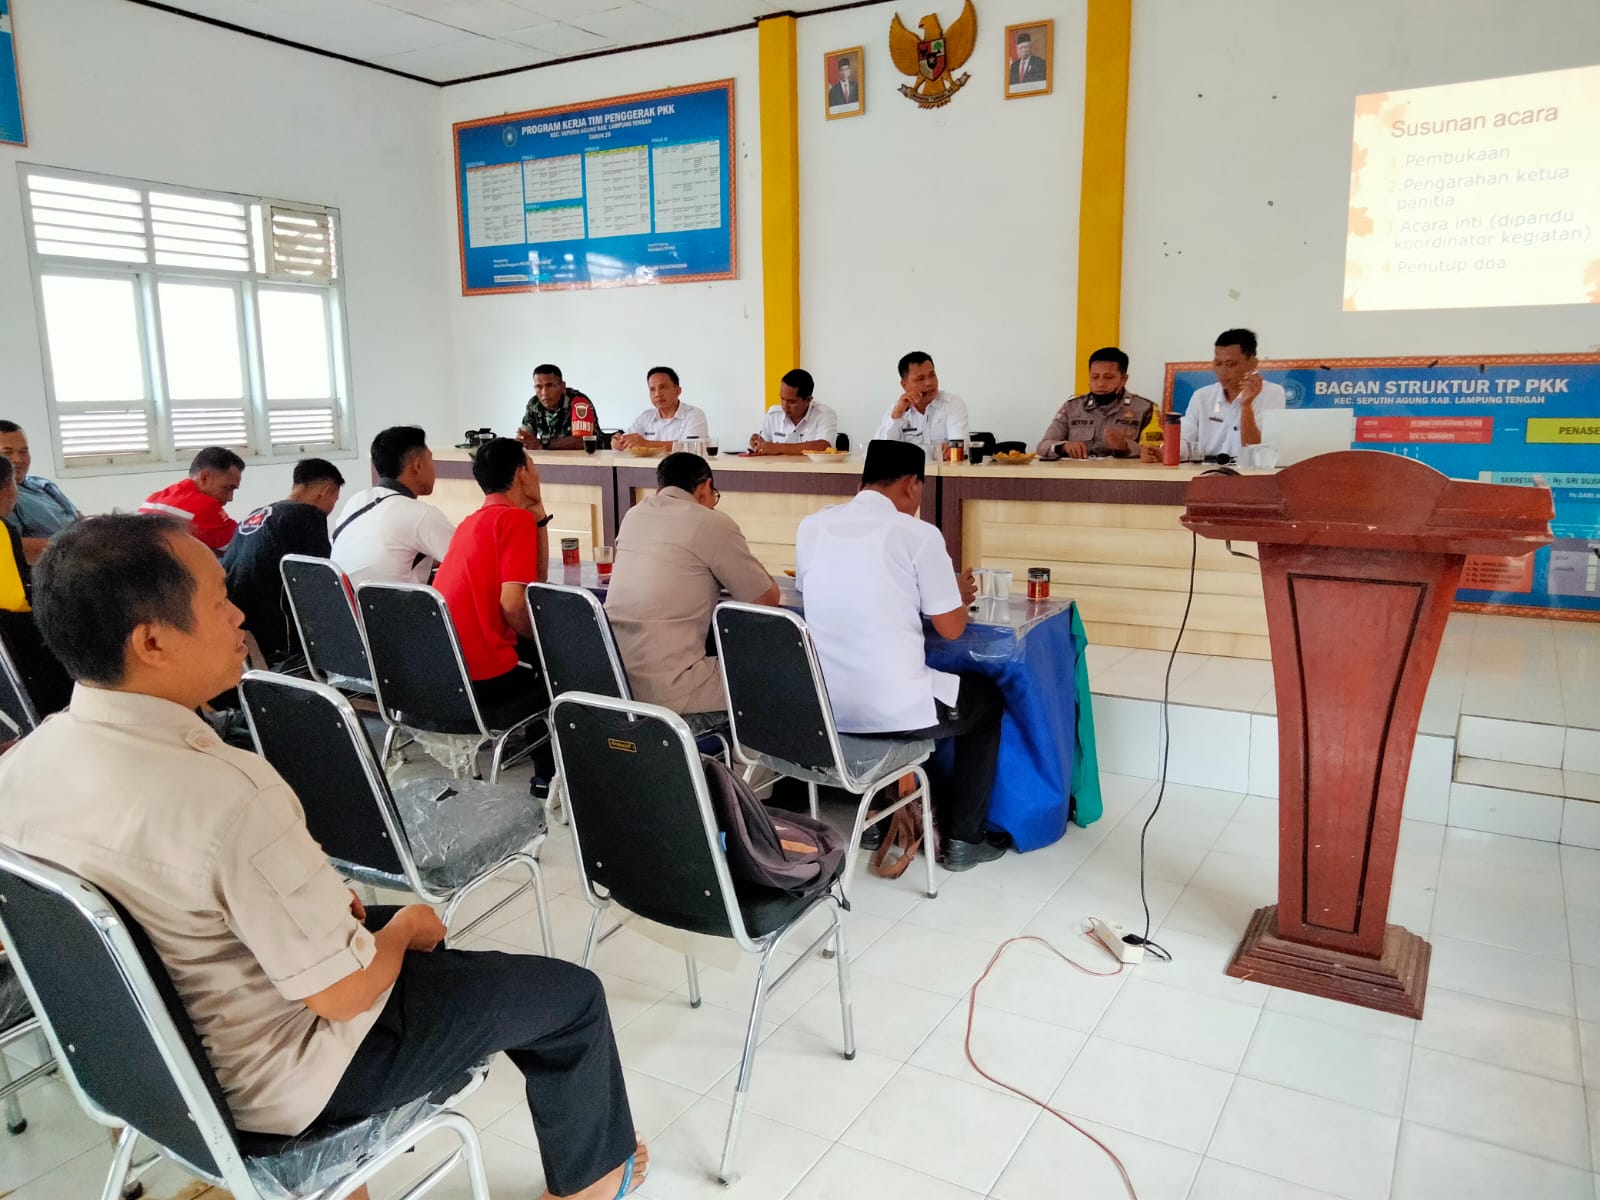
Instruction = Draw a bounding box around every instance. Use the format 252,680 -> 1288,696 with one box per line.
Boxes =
525,583 -> 630,702
549,693 -> 753,946
0,628 -> 38,740
278,555 -> 374,689
355,582 -> 485,736
0,846 -> 251,1192
713,602 -> 849,779
238,671 -> 412,882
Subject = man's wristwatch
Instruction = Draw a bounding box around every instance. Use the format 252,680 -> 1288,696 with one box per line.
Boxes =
535,512 -> 554,527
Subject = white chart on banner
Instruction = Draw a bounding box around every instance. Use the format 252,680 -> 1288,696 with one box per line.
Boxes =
651,140 -> 723,233
584,146 -> 651,239
464,164 -> 524,247
526,205 -> 585,244
523,154 -> 582,205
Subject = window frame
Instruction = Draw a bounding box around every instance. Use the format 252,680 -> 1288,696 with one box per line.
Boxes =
18,163 -> 356,477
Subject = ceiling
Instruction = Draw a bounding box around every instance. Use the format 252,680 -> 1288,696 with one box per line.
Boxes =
142,0 -> 854,84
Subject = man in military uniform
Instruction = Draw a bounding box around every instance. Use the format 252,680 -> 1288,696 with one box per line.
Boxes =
516,363 -> 599,450
1036,347 -> 1155,460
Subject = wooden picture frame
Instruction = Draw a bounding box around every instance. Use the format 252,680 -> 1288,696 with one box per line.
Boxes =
824,45 -> 865,120
1004,20 -> 1052,100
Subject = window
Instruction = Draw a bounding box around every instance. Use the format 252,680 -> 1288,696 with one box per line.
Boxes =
20,166 -> 352,471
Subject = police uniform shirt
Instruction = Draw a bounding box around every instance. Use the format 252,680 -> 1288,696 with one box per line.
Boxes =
0,686 -> 386,1135
758,400 -> 839,446
1036,391 -> 1156,458
1180,380 -> 1287,461
520,388 -> 598,443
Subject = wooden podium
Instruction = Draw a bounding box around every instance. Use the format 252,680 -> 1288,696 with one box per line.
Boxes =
1182,452 -> 1552,1018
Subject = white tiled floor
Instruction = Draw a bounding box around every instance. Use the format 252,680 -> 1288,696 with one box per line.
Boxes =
15,775 -> 1600,1199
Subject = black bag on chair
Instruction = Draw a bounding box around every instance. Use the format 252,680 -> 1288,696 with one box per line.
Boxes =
702,757 -> 847,900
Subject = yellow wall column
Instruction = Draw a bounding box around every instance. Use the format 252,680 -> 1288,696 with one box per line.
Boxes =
758,13 -> 800,407
1074,0 -> 1132,392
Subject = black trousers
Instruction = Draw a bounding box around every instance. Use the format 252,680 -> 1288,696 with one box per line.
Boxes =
890,674 -> 1004,844
317,909 -> 635,1197
471,655 -> 555,778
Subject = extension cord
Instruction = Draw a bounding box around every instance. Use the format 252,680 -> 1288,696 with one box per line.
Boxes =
1088,918 -> 1146,965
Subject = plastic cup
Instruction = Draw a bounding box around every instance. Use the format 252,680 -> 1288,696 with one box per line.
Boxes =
987,569 -> 1014,597
594,545 -> 615,579
706,439 -> 720,457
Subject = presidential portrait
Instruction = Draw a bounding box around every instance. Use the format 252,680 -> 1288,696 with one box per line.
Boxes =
825,46 -> 864,120
1005,21 -> 1052,99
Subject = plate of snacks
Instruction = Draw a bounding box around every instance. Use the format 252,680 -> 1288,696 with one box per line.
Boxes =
627,445 -> 665,458
991,450 -> 1037,465
805,449 -> 850,463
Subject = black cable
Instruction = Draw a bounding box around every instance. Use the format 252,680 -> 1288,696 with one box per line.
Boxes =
1121,528 -> 1201,965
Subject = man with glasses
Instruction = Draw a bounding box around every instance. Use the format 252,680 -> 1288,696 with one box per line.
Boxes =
604,452 -> 778,716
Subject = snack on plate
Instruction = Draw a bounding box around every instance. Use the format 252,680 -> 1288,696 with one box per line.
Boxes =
992,450 -> 1037,465
627,445 -> 665,458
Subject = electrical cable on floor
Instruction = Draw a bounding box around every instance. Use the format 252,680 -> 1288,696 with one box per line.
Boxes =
964,935 -> 1138,1200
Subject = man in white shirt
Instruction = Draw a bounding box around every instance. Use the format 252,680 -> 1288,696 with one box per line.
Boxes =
612,366 -> 711,451
796,440 -> 1006,872
1177,328 -> 1287,462
875,351 -> 970,461
329,426 -> 456,587
748,369 -> 839,455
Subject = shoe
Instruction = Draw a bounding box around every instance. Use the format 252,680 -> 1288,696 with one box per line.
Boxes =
939,836 -> 1007,871
859,818 -> 887,851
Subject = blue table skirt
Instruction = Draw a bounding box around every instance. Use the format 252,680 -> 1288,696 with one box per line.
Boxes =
923,603 -> 1103,851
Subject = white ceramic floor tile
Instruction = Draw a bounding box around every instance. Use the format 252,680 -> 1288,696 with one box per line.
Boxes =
1414,988 -> 1581,1084
839,1064 -> 1038,1195
1248,713 -> 1279,798
784,1143 -> 983,1200
0,1080 -> 108,1194
899,876 -> 1047,944
1431,887 -> 1572,959
1050,1038 -> 1234,1154
1090,695 -> 1161,778
1428,934 -> 1575,1015
370,1126 -> 548,1200
1085,642 -> 1134,679
1186,1158 -> 1344,1199
991,1114 -> 1200,1200
668,951 -> 836,1026
1024,874 -> 1185,948
1261,985 -> 1418,1043
1131,926 -> 1271,1008
781,971 -> 956,1063
614,997 -> 758,1093
1158,884 -> 1260,944
642,1094 -> 829,1198
1442,826 -> 1563,871
1570,729 -> 1600,776
1403,732 -> 1454,823
1457,755 -> 1568,796
1390,1121 -> 1594,1200
1403,1046 -> 1590,1169
1577,966 -> 1600,1023
1457,714 -> 1568,768
1168,655 -> 1275,712
705,1027 -> 900,1141
1449,781 -> 1566,841
1210,815 -> 1280,860
1093,976 -> 1261,1072
1565,799 -> 1600,850
1163,704 -> 1252,793
1187,848 -> 1280,898
1582,1022 -> 1600,1090
907,1002 -> 1086,1101
852,922 -> 1000,999
962,937 -> 1129,1035
1240,1009 -> 1411,1115
1091,649 -> 1209,702
0,1142 -> 205,1200
1208,1077 -> 1400,1200
1435,855 -> 1565,914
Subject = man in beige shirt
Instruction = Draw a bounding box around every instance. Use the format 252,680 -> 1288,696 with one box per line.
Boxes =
605,453 -> 779,714
0,515 -> 646,1200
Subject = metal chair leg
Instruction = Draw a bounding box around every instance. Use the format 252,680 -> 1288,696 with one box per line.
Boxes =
528,855 -> 555,957
807,781 -> 819,820
99,1126 -> 139,1200
580,906 -> 604,967
831,900 -> 856,1060
0,1052 -> 23,1134
918,768 -> 937,898
717,946 -> 778,1185
684,955 -> 702,1008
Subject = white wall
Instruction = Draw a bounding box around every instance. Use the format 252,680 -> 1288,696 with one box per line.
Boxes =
438,31 -> 764,447
0,0 -> 453,516
798,0 -> 1088,447
1121,0 -> 1600,402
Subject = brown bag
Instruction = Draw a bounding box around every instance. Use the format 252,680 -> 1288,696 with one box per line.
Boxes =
870,773 -> 926,879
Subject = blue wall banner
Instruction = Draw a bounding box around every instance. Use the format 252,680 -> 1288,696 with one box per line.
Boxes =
0,0 -> 25,147
1163,353 -> 1600,620
453,79 -> 736,295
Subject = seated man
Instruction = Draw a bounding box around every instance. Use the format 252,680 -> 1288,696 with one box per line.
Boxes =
875,351 -> 969,461
434,439 -> 550,725
796,440 -> 1005,871
0,452 -> 71,719
223,457 -> 345,665
1177,327 -> 1286,462
1036,347 -> 1155,460
605,452 -> 778,714
139,446 -> 245,553
748,369 -> 839,455
517,363 -> 599,451
0,515 -> 644,1200
0,420 -> 81,564
330,426 -> 455,586
611,366 -> 710,451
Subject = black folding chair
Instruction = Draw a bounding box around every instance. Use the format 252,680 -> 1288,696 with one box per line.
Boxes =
0,951 -> 51,1135
278,555 -> 376,695
239,671 -> 554,953
0,845 -> 492,1200
356,581 -> 546,782
550,692 -> 854,1185
714,601 -> 939,898
0,630 -> 39,742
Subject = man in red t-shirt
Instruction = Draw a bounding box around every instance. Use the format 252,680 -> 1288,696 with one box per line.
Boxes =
434,439 -> 550,727
139,446 -> 245,553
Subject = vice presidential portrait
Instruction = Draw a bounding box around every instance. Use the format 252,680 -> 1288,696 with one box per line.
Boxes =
1005,22 -> 1051,98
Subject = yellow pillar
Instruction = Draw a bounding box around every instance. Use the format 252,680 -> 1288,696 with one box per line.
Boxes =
1074,0 -> 1132,392
758,13 -> 800,407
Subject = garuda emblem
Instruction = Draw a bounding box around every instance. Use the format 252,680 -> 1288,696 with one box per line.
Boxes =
889,0 -> 977,109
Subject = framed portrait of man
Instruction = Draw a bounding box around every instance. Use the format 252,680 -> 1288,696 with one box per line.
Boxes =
825,46 -> 864,120
1004,21 -> 1052,99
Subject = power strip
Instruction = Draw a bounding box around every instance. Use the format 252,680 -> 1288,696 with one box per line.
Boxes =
1088,917 -> 1146,965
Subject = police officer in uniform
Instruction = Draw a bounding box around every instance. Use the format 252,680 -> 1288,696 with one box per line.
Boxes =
1036,347 -> 1155,460
516,363 -> 599,450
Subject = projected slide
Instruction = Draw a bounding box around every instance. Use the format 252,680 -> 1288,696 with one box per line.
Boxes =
1344,64 -> 1600,311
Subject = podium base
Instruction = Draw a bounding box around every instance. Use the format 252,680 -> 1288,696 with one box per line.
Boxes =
1225,905 -> 1432,1019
